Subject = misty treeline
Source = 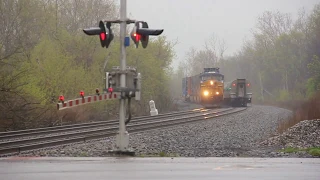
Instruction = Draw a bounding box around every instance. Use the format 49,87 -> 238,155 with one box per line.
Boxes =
173,3 -> 320,103
0,0 -> 176,131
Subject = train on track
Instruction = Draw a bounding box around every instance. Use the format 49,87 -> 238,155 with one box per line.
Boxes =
223,79 -> 252,107
182,67 -> 252,107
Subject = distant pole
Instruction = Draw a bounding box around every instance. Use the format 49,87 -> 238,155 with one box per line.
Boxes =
55,0 -> 58,32
259,71 -> 264,102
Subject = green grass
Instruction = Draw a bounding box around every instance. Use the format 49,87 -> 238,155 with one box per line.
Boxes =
307,147 -> 320,156
280,147 -> 301,153
158,151 -> 180,157
159,151 -> 166,157
138,152 -> 180,157
280,147 -> 320,157
78,152 -> 88,157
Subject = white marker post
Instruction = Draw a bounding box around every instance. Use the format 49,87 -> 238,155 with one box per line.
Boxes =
149,100 -> 158,116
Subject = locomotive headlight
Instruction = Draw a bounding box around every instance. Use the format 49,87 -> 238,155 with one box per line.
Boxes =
210,81 -> 214,85
215,91 -> 220,95
203,91 -> 209,96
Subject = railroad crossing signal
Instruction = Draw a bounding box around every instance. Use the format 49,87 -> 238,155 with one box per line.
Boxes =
130,22 -> 141,48
130,21 -> 164,48
83,21 -> 114,48
105,72 -> 116,93
80,4 -> 164,155
83,20 -> 163,49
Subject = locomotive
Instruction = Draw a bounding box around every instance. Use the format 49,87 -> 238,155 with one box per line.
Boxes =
223,79 -> 252,107
182,68 -> 224,107
182,68 -> 252,107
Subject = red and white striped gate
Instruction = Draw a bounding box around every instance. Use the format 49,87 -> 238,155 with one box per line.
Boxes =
57,92 -> 121,110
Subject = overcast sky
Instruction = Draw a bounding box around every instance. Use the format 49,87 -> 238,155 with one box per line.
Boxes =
126,0 -> 319,69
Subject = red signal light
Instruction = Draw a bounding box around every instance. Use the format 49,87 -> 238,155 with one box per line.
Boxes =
108,87 -> 113,93
232,83 -> 236,87
247,83 -> 250,86
80,91 -> 85,97
134,33 -> 141,41
59,95 -> 65,102
100,32 -> 106,41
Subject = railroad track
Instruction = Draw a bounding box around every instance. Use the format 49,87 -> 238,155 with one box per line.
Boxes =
0,107 -> 246,156
0,108 -> 208,142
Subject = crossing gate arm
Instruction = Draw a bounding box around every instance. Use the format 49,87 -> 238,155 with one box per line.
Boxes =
57,92 -> 121,110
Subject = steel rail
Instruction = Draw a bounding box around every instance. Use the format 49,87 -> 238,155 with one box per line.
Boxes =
0,108 -> 207,141
0,108 -> 231,147
0,107 -> 246,155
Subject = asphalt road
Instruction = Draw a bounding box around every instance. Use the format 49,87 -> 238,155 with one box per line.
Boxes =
0,157 -> 319,180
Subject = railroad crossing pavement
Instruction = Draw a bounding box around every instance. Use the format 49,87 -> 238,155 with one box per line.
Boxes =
0,157 -> 319,180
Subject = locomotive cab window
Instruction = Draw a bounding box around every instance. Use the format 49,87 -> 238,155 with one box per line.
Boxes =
201,75 -> 224,81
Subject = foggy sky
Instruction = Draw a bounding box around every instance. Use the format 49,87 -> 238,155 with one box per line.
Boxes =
127,0 -> 319,69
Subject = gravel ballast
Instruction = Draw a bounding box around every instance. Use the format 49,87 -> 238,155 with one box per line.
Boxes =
257,119 -> 320,158
261,119 -> 320,148
16,105 -> 301,158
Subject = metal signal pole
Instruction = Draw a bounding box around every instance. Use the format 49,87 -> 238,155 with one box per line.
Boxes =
116,0 -> 130,152
82,0 -> 163,155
